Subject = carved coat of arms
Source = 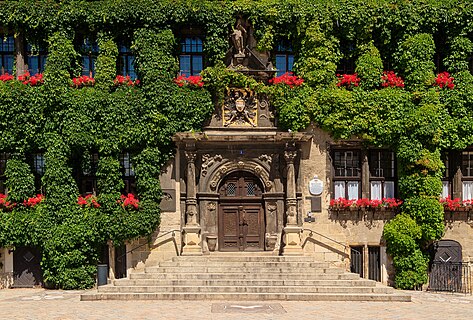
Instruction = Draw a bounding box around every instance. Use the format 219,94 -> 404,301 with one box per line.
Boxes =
223,88 -> 258,127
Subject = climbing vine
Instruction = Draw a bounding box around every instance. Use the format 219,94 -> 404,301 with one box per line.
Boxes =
0,0 -> 472,289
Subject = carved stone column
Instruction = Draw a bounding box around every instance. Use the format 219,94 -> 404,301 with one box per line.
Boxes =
181,149 -> 202,255
282,147 -> 303,255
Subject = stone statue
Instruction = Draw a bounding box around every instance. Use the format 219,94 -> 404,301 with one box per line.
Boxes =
231,22 -> 247,56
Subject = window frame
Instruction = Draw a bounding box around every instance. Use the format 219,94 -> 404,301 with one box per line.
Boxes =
461,150 -> 473,201
25,42 -> 47,75
336,41 -> 356,75
332,149 -> 362,200
78,152 -> 99,195
0,34 -> 15,75
117,43 -> 136,80
77,36 -> 99,77
179,36 -> 204,76
119,152 -> 136,194
274,40 -> 294,76
0,152 -> 10,194
368,149 -> 396,200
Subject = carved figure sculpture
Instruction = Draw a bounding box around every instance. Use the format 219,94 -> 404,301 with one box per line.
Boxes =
231,22 -> 247,56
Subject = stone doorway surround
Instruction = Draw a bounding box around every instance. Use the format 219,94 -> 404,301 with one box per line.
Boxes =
173,130 -> 311,255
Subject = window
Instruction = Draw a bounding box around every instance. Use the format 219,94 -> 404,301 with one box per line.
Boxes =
461,151 -> 473,200
79,152 -> 99,194
336,41 -> 355,75
275,41 -> 294,76
32,153 -> 45,193
120,152 -> 136,194
118,44 -> 136,79
78,37 -> 98,77
0,153 -> 10,193
369,150 -> 395,200
179,37 -> 203,76
0,35 -> 14,75
26,42 -> 47,75
333,150 -> 361,200
441,153 -> 451,199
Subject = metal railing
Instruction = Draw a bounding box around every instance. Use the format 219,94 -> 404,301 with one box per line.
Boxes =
428,262 -> 472,294
302,228 -> 351,253
115,229 -> 180,263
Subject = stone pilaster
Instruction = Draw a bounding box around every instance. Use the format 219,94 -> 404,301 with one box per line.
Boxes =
181,149 -> 202,255
282,146 -> 303,255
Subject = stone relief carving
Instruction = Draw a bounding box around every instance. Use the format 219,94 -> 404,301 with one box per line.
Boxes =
201,154 -> 223,177
209,161 -> 272,191
267,202 -> 277,214
223,88 -> 258,127
258,154 -> 272,165
207,201 -> 216,212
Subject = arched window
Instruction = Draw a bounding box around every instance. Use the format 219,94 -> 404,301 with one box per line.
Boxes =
179,37 -> 203,76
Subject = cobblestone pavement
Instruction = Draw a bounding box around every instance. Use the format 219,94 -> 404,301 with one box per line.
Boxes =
0,288 -> 472,320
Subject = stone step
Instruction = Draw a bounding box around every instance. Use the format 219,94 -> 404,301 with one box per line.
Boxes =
144,266 -> 344,274
130,272 -> 360,280
158,261 -> 331,268
113,278 -> 376,287
81,292 -> 411,302
98,285 -> 392,294
171,256 -> 318,262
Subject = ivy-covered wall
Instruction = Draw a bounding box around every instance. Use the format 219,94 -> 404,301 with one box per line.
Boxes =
0,0 -> 472,289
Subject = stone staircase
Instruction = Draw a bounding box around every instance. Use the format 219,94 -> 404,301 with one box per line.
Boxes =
81,254 -> 411,301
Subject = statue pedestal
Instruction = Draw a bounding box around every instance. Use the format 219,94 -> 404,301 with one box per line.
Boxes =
282,226 -> 303,256
181,226 -> 202,256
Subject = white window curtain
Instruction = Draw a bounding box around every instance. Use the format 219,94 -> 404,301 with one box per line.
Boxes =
384,181 -> 395,199
347,181 -> 359,200
462,182 -> 473,201
334,181 -> 345,199
370,181 -> 382,200
441,181 -> 450,199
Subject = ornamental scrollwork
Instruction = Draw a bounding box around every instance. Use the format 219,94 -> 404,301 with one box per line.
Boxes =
201,154 -> 222,177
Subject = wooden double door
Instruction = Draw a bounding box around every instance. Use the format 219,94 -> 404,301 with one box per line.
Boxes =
218,173 -> 265,251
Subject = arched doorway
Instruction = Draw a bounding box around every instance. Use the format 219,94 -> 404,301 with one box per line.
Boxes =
218,172 -> 265,251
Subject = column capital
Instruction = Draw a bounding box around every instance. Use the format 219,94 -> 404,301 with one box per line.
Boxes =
185,150 -> 197,163
284,150 -> 297,164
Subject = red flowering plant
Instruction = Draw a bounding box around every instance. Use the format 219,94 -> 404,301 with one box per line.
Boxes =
439,197 -> 462,211
329,197 -> 403,210
118,193 -> 139,210
0,194 -> 16,211
269,72 -> 304,88
434,72 -> 454,89
381,71 -> 405,88
462,199 -> 473,208
77,194 -> 101,208
23,194 -> 44,207
0,73 -> 14,82
114,75 -> 140,87
72,75 -> 95,88
329,198 -> 356,209
336,73 -> 360,89
174,74 -> 204,88
18,72 -> 44,86
439,197 -> 473,211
